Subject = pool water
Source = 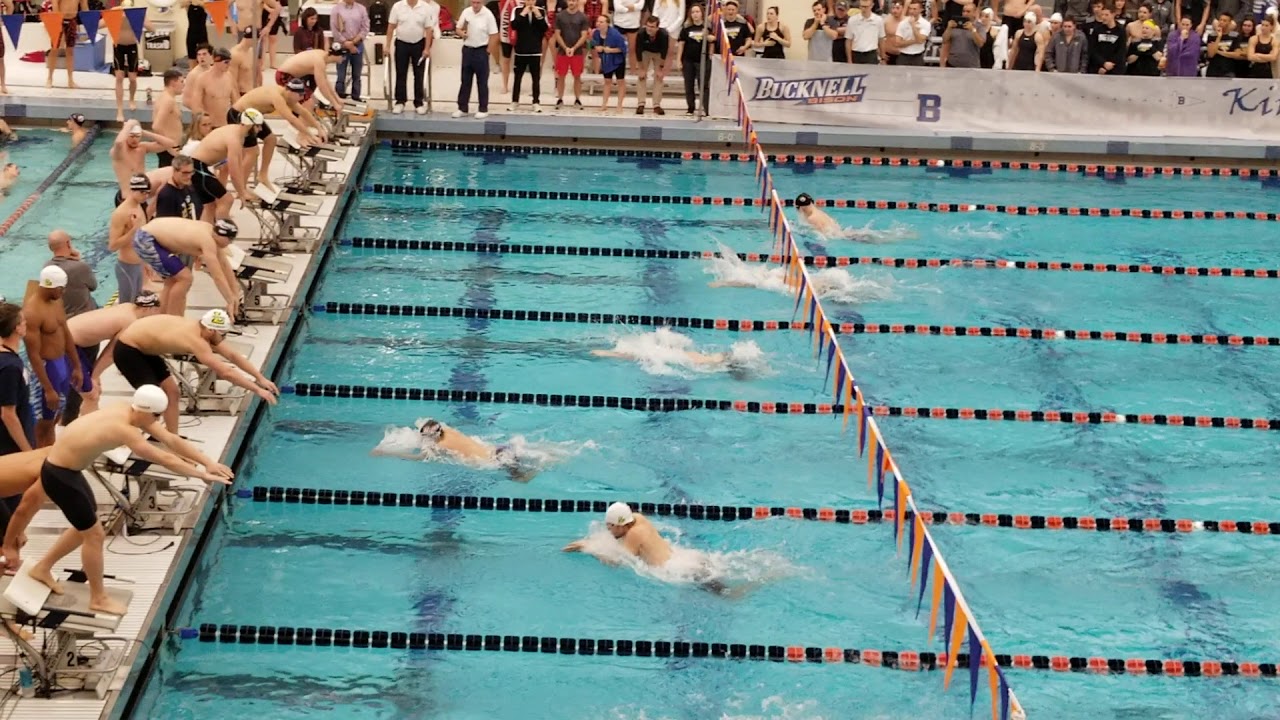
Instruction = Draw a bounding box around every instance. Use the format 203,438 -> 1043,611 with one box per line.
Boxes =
135,146 -> 1280,720
0,128 -> 119,303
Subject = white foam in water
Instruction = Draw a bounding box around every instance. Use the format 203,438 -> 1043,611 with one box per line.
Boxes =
373,422 -> 596,472
946,222 -> 1008,240
601,327 -> 771,379
721,696 -> 832,720
705,244 -> 897,305
835,220 -> 918,244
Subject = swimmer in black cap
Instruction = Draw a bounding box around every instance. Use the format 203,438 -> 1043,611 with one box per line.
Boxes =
65,114 -> 89,148
794,192 -> 915,243
372,418 -> 538,481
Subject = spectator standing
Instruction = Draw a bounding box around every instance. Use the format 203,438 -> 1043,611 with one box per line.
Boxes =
0,303 -> 34,550
1008,12 -> 1046,68
1234,17 -> 1256,75
1127,4 -> 1160,39
650,0 -> 684,36
1125,19 -> 1164,72
498,0 -> 518,94
554,0 -> 591,108
510,0 -> 549,110
1161,15 -> 1201,72
1175,0 -> 1208,33
882,1 -> 904,64
754,6 -> 791,59
155,156 -> 201,221
332,0 -> 371,102
676,2 -> 708,116
1148,0 -> 1175,32
936,0 -> 974,26
455,0 -> 500,119
941,3 -> 986,66
718,0 -> 754,56
387,0 -> 438,114
804,2 -> 834,60
1204,12 -> 1241,76
613,0 -> 643,64
1086,3 -> 1127,73
1246,14 -> 1277,76
895,0 -> 930,65
979,7 -> 1009,67
294,8 -> 327,53
846,0 -> 886,63
1045,15 -> 1087,70
1114,0 -> 1136,21
635,15 -> 670,114
591,13 -> 628,114
827,1 -> 851,62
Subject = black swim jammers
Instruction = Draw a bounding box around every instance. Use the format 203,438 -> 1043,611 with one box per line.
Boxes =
113,341 -> 170,388
41,460 -> 97,531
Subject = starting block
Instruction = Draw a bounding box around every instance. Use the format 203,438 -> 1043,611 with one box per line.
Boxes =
279,130 -> 347,195
1,570 -> 134,699
89,445 -> 202,534
247,185 -> 324,254
225,244 -> 294,324
316,96 -> 370,144
166,348 -> 252,416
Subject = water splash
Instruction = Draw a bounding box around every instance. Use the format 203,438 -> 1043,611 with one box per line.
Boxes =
599,327 -> 771,379
373,422 -> 596,473
945,222 -> 1008,240
705,245 -> 896,305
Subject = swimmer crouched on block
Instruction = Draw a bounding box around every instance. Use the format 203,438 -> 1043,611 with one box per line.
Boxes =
372,418 -> 537,482
563,502 -> 733,596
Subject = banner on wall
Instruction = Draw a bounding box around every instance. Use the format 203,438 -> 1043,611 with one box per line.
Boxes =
710,57 -> 1280,142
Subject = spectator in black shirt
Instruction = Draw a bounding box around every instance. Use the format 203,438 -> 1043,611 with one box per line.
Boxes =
827,0 -> 852,61
635,15 -> 670,115
1205,11 -> 1243,76
0,304 -> 33,458
676,3 -> 710,117
716,0 -> 754,56
155,155 -> 202,220
510,0 -> 549,110
1125,20 -> 1164,72
1086,3 -> 1127,71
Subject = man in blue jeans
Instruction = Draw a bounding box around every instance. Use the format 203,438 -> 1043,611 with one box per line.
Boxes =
454,0 -> 500,119
332,0 -> 370,101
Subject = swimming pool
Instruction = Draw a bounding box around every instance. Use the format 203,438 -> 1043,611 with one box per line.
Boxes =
132,144 -> 1280,719
0,128 -> 118,302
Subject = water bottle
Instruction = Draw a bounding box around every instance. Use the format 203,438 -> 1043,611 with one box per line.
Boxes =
18,667 -> 33,698
146,88 -> 153,106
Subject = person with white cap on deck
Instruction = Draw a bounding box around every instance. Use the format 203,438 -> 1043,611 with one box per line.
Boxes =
8,385 -> 232,616
22,266 -> 83,448
131,216 -> 242,318
108,310 -> 279,433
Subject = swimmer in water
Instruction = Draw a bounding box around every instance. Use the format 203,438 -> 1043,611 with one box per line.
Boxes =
0,119 -> 16,142
563,502 -> 734,596
371,418 -> 538,482
0,161 -> 18,194
591,328 -> 762,379
64,113 -> 89,148
794,193 -> 915,243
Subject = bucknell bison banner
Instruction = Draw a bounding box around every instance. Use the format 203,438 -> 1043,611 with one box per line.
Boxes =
713,56 -> 1280,142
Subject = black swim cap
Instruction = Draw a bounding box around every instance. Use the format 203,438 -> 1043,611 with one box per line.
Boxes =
795,193 -> 814,207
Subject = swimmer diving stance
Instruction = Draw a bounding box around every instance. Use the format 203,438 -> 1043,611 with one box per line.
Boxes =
563,502 -> 739,597
370,418 -> 537,482
794,193 -> 915,243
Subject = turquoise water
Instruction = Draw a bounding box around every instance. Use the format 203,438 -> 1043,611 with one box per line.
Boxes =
136,146 -> 1280,720
0,128 -> 118,304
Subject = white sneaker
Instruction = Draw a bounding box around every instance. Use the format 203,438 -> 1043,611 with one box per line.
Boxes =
415,105 -> 427,115
451,110 -> 465,118
509,102 -> 518,112
532,103 -> 542,113
393,103 -> 404,114
475,111 -> 489,120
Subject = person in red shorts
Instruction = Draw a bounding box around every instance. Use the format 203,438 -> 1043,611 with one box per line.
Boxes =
274,42 -> 350,110
553,0 -> 590,108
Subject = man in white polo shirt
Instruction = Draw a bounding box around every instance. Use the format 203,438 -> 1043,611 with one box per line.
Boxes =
386,0 -> 439,114
895,0 -> 930,64
846,0 -> 886,63
454,0 -> 500,120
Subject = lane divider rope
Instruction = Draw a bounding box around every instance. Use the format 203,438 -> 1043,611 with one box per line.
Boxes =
0,124 -> 101,238
341,237 -> 1280,279
380,141 -> 1279,178
239,487 -> 1280,536
178,623 -> 1280,679
282,383 -> 1280,430
361,185 -> 1278,221
313,302 -> 1280,347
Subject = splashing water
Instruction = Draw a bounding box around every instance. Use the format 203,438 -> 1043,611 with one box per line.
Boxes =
721,696 -> 833,720
946,222 -> 1008,240
704,246 -> 897,305
836,220 -> 918,244
601,327 -> 770,378
373,422 -> 596,472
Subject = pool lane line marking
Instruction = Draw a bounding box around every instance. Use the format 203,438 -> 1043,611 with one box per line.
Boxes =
341,238 -> 1280,280
239,487 -> 1280,537
281,384 -> 1280,430
0,124 -> 102,238
312,303 -> 1280,348
179,623 -> 1279,679
381,142 -> 1279,178
360,185 -> 1280,221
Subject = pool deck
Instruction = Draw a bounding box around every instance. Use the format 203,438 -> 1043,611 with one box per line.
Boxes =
0,109 -> 372,720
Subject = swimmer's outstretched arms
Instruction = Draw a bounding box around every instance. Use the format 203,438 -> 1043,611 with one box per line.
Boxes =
372,418 -> 538,481
564,502 -> 673,567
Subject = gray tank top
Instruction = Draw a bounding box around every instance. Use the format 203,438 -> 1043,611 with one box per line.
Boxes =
807,18 -> 834,61
946,21 -> 984,67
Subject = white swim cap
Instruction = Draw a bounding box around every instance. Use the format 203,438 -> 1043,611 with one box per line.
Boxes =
39,265 -> 68,289
1049,12 -> 1063,21
240,108 -> 265,126
131,384 -> 169,414
201,308 -> 232,332
1023,11 -> 1036,21
605,502 -> 635,527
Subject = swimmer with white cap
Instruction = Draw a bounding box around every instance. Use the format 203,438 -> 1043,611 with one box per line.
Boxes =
372,418 -> 538,482
792,193 -> 916,243
5,385 -> 232,616
107,310 -> 279,433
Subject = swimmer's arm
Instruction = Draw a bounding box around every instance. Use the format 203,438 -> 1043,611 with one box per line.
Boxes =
198,246 -> 240,310
276,96 -> 315,137
561,540 -> 622,565
124,433 -> 214,479
0,406 -> 33,453
212,342 -> 271,387
191,344 -> 262,395
226,145 -> 251,200
107,211 -> 132,252
369,447 -> 427,461
590,349 -> 627,359
144,423 -> 222,471
62,318 -> 81,376
138,130 -> 180,155
3,483 -> 45,554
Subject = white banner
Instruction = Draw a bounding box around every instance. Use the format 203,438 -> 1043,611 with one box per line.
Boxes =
710,57 -> 1280,142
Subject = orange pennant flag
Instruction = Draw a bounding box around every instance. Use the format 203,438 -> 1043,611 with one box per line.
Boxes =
909,515 -> 925,585
205,0 -> 229,30
943,605 -> 968,690
41,11 -> 65,49
100,7 -> 124,43
984,642 -> 1001,720
927,559 -> 944,640
841,375 -> 854,430
865,424 -> 877,489
895,479 -> 907,548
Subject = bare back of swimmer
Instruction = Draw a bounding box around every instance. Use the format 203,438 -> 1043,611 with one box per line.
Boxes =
372,419 -> 538,481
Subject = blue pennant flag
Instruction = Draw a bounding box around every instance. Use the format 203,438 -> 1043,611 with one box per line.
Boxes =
906,505 -> 916,567
874,443 -> 885,509
998,667 -> 1011,720
123,6 -> 146,41
915,536 -> 933,617
823,341 -> 836,392
968,625 -> 982,710
857,402 -> 868,456
1,14 -> 23,47
892,476 -> 900,543
943,584 -> 956,651
78,10 -> 100,43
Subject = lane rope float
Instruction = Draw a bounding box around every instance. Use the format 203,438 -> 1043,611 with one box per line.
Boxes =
282,384 -> 1280,430
0,124 -> 101,238
313,303 -> 1280,348
341,238 -> 1280,280
240,487 -> 1280,536
360,185 -> 1280,221
179,623 -> 1280,679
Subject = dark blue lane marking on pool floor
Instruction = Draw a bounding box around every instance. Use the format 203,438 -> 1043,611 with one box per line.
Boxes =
461,150 -> 530,165
615,155 -> 683,172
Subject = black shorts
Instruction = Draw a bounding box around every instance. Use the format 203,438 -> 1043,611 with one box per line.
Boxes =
501,41 -> 513,58
114,340 -> 170,388
113,42 -> 139,73
603,64 -> 625,80
191,158 -> 227,205
41,460 -> 97,531
226,108 -> 274,147
157,150 -> 174,168
262,9 -> 288,35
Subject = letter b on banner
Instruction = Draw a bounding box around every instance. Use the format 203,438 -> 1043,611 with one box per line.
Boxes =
917,94 -> 942,123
